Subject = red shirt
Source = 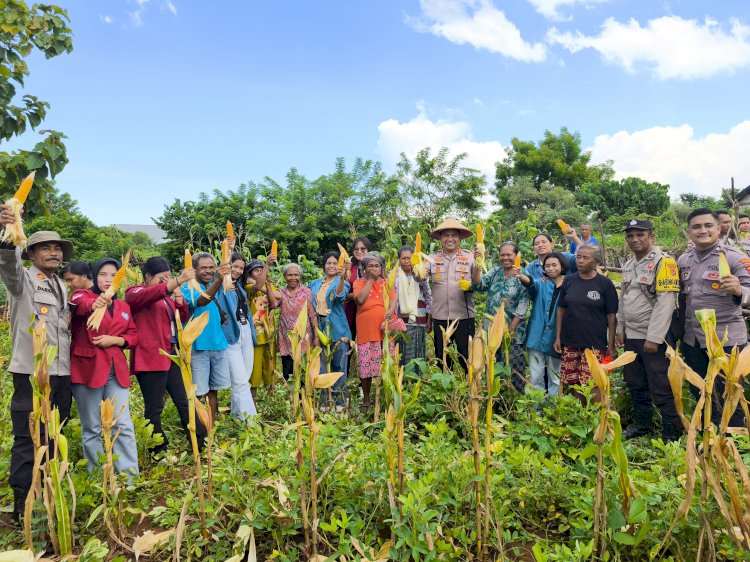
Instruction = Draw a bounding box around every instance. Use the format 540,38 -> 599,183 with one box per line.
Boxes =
125,283 -> 189,373
70,289 -> 138,388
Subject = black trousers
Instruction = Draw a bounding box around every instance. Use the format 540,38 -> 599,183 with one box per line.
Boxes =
281,355 -> 294,381
682,341 -> 745,428
623,339 -> 681,429
433,318 -> 474,374
10,373 -> 72,493
136,362 -> 206,454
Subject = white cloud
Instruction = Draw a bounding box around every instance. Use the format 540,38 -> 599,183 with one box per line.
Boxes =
548,16 -> 750,79
527,0 -> 610,21
409,0 -> 547,62
165,1 -> 177,16
101,15 -> 113,24
129,0 -> 150,26
376,104 -> 505,187
589,121 -> 750,197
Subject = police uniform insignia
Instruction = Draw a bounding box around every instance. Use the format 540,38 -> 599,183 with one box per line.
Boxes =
656,257 -> 679,292
646,262 -> 655,270
40,306 -> 48,315
37,273 -> 45,280
435,274 -> 441,280
630,219 -> 638,226
711,282 -> 721,290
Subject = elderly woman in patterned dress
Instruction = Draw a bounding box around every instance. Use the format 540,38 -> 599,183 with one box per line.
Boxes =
393,245 -> 432,373
472,241 -> 530,393
277,263 -> 318,380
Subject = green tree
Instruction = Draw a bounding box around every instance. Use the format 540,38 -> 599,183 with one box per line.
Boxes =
677,192 -> 722,209
495,127 -> 613,194
0,2 -> 73,217
397,147 -> 486,228
576,177 -> 670,219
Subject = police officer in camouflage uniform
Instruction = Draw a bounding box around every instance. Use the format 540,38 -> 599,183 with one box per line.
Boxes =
616,219 -> 682,442
678,208 -> 750,428
0,223 -> 73,523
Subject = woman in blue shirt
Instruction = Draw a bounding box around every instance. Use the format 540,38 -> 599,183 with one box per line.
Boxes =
514,252 -> 569,397
309,250 -> 351,411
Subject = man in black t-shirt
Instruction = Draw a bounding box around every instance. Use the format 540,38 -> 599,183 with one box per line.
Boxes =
554,244 -> 618,402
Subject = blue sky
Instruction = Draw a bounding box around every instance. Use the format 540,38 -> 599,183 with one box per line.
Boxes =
7,0 -> 750,225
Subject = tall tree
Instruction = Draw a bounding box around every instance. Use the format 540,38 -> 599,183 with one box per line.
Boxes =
397,147 -> 486,229
576,177 -> 670,219
0,2 -> 73,217
495,127 -> 613,194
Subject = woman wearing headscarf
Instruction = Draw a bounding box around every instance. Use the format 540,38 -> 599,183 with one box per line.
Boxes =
472,241 -> 529,393
245,254 -> 279,398
393,245 -> 432,372
215,245 -> 257,419
309,250 -> 352,410
70,258 -> 139,477
353,251 -> 395,410
125,256 -> 207,456
277,262 -> 318,380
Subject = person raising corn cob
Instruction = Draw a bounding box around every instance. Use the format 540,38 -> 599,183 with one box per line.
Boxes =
425,218 -> 476,373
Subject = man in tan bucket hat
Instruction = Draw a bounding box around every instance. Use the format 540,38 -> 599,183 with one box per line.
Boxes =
0,218 -> 74,523
426,217 -> 476,372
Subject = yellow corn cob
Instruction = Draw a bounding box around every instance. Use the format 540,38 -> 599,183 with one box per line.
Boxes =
475,225 -> 486,271
87,251 -> 132,331
514,252 -> 522,268
184,249 -> 209,304
557,219 -> 569,234
1,171 -> 35,248
226,220 -> 234,238
415,232 -> 422,254
337,243 -> 350,263
270,240 -> 278,256
221,239 -> 233,291
719,251 -> 731,277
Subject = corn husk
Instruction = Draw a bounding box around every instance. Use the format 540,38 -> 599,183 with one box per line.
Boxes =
475,225 -> 486,271
1,171 -> 35,248
487,302 -> 507,355
184,249 -> 209,304
221,239 -> 233,291
514,252 -> 522,268
87,251 -> 132,331
719,251 -> 731,277
337,243 -> 350,268
556,219 -> 569,234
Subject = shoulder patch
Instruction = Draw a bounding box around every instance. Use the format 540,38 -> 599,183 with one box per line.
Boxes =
656,257 -> 680,292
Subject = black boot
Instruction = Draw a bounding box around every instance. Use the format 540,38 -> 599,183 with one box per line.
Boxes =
623,424 -> 651,439
12,486 -> 28,526
661,422 -> 683,444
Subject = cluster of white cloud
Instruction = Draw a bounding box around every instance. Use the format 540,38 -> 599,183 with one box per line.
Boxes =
376,109 -> 750,199
101,0 -> 176,27
409,0 -> 546,62
411,0 -> 750,80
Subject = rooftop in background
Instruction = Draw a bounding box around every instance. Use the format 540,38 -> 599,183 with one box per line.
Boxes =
112,224 -> 168,245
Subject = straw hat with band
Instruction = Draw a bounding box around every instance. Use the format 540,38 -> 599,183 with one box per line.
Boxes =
21,230 -> 74,260
430,218 -> 472,240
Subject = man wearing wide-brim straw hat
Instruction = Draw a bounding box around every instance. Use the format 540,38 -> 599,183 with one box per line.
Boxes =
426,217 -> 476,373
0,220 -> 74,523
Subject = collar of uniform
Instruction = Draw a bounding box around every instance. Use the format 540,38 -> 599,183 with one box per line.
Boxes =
635,250 -> 658,264
694,242 -> 720,261
29,263 -> 50,281
440,250 -> 462,261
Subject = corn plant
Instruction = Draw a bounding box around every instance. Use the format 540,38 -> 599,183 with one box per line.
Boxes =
100,397 -> 130,549
439,318 -> 459,373
658,309 -> 750,558
161,310 -> 210,539
584,349 -> 641,558
482,302 -> 509,561
23,319 -> 74,557
467,332 -> 485,559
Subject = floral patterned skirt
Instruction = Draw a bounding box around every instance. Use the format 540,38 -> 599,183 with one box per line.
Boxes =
357,340 -> 396,379
560,346 -> 605,386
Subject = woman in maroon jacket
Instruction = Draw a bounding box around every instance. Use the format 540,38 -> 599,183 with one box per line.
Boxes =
125,256 -> 207,456
70,258 -> 139,477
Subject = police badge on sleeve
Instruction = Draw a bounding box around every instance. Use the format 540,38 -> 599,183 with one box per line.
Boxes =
655,257 -> 680,292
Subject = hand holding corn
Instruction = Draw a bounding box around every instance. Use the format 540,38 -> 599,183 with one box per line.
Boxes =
337,258 -> 351,277
92,293 -> 113,310
0,171 -> 34,248
458,279 -> 472,292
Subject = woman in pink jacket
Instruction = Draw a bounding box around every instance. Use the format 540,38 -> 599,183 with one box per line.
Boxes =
70,258 -> 139,477
125,256 -> 207,457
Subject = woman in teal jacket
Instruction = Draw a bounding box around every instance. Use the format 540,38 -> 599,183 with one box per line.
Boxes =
309,250 -> 352,410
514,252 -> 569,397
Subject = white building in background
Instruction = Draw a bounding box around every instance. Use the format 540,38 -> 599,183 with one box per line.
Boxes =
112,224 -> 168,245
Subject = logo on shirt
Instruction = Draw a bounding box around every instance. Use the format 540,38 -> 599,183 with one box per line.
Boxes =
121,312 -> 129,320
39,306 -> 49,315
587,291 -> 601,301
